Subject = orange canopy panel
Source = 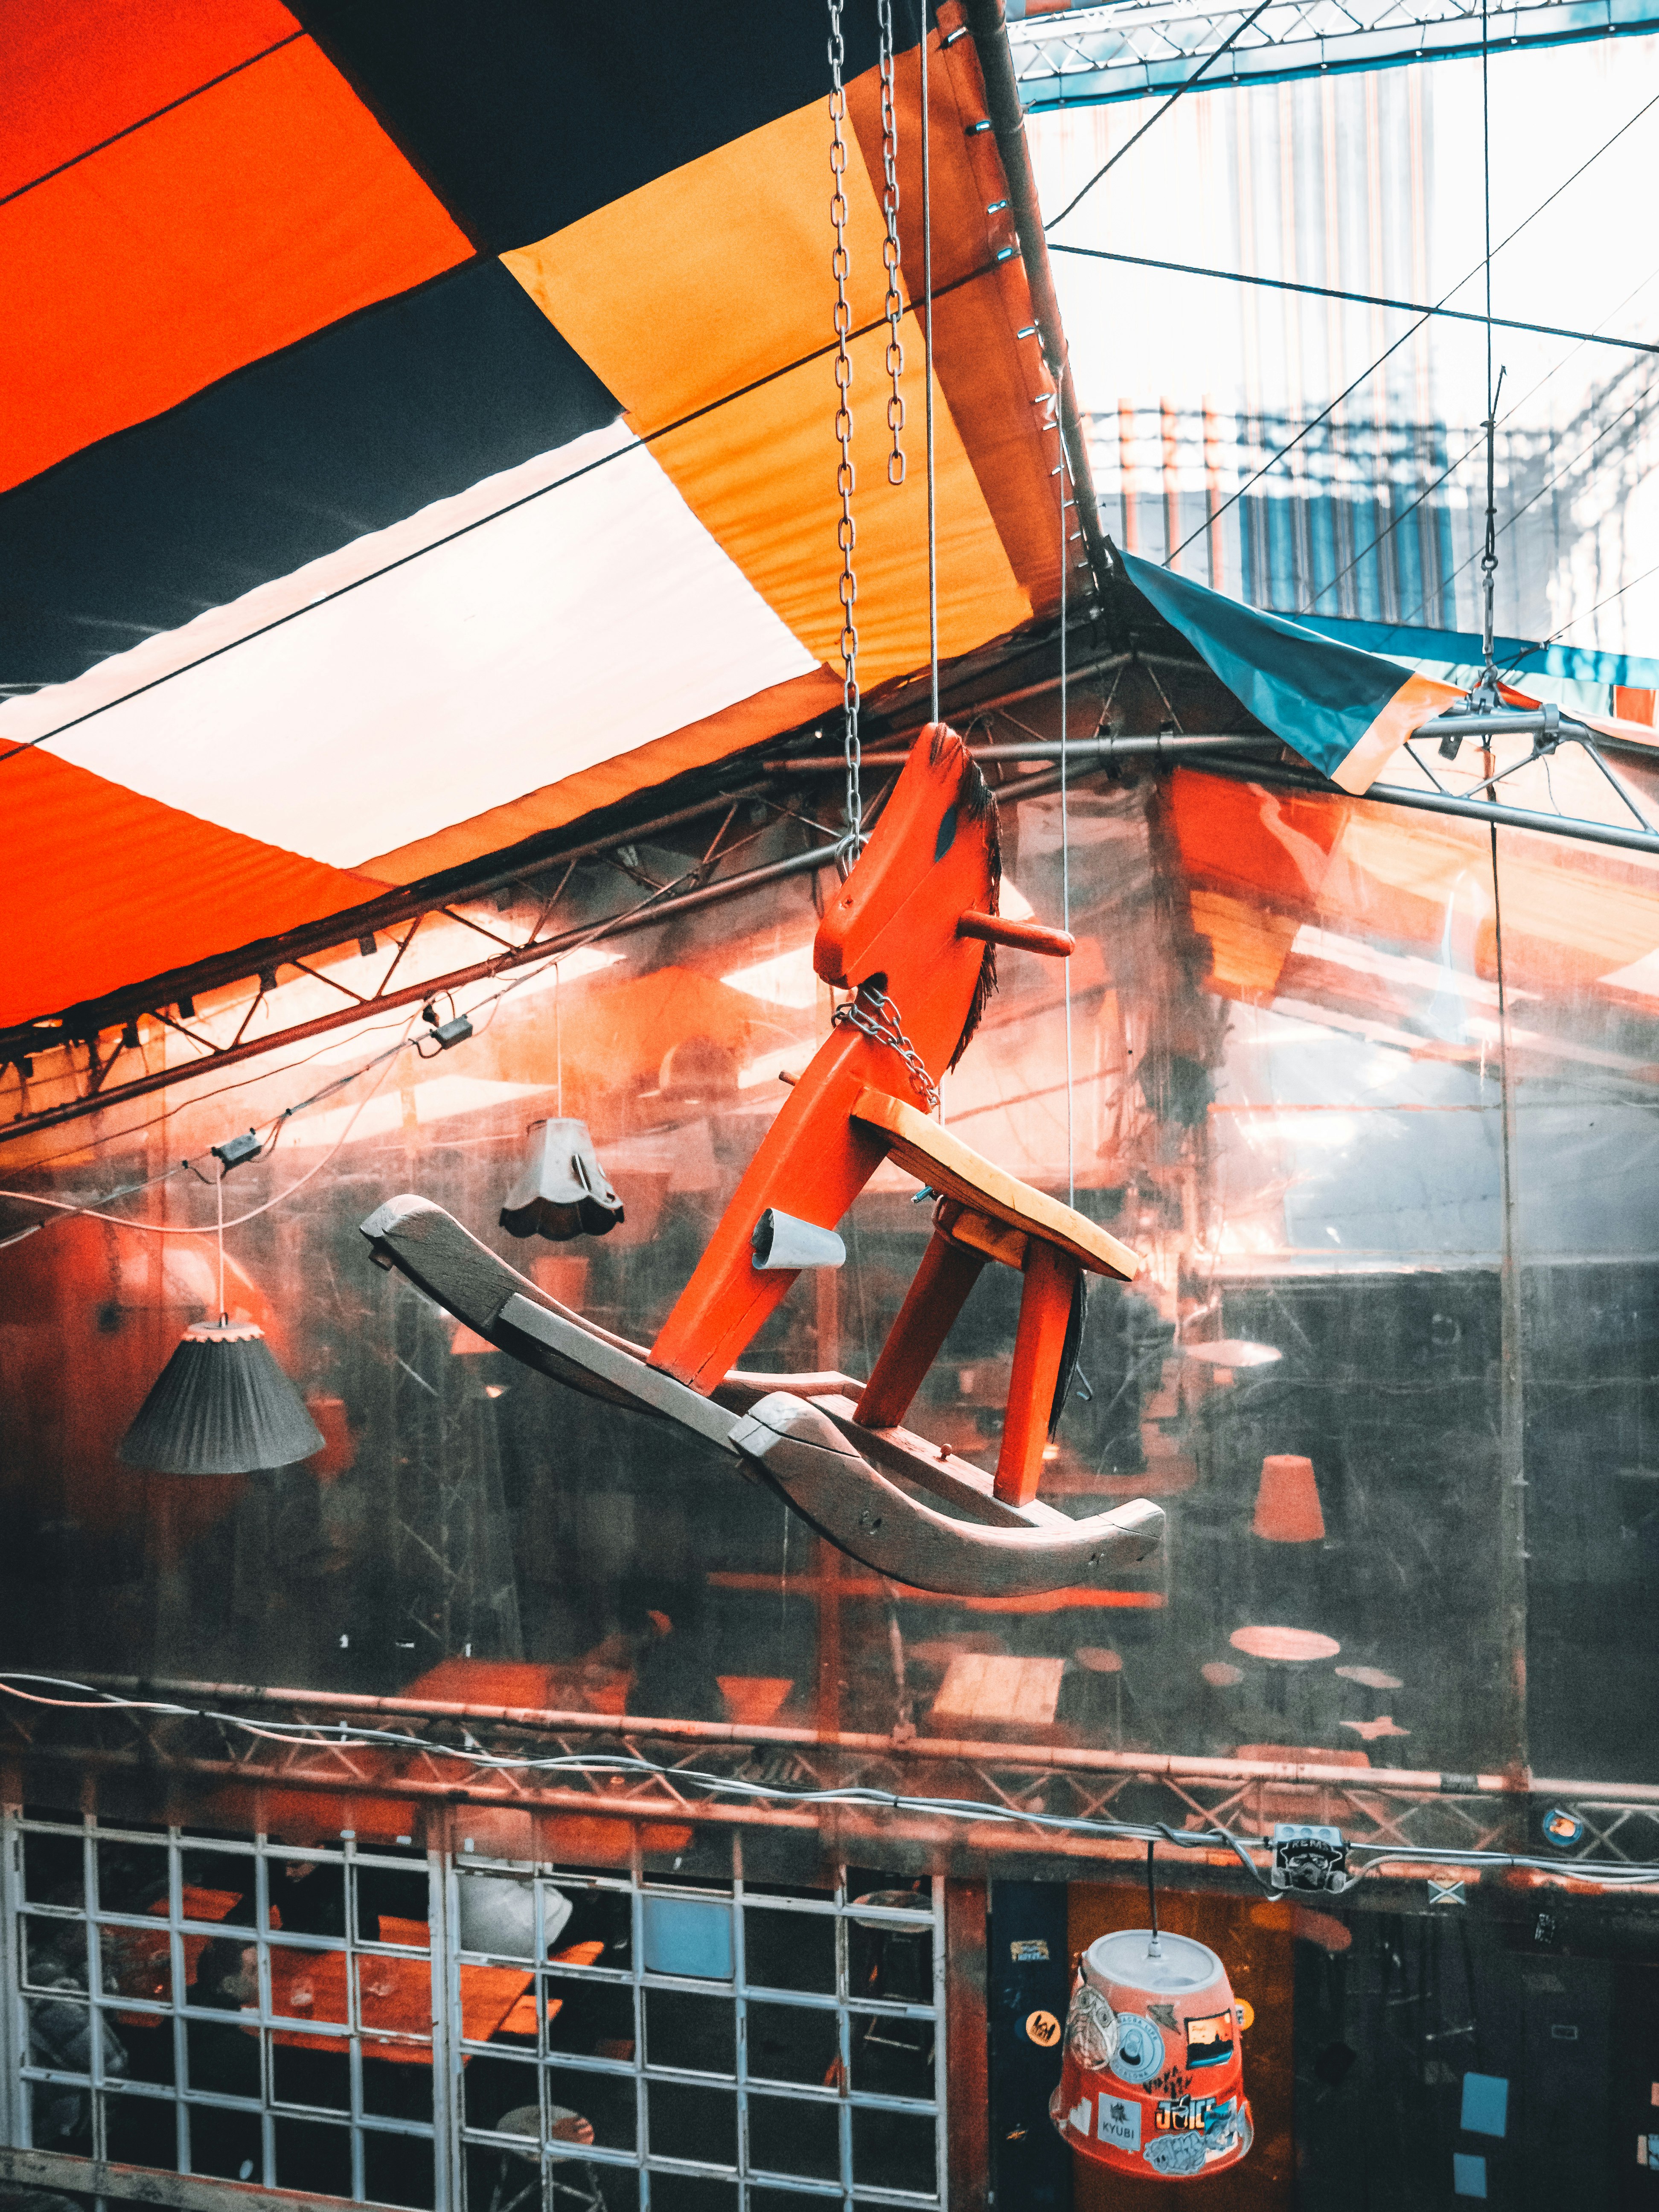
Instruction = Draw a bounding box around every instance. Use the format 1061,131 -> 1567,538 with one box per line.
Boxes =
1,747 -> 378,1027
0,7 -> 1066,1033
3,28 -> 471,494
3,0 -> 301,197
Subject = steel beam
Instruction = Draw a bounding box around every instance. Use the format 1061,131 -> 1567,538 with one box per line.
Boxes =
960,0 -> 1114,601
1010,0 -> 1659,109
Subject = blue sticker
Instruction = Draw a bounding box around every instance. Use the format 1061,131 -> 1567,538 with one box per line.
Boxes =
1097,2094 -> 1141,2153
1145,2132 -> 1208,2176
1452,2151 -> 1488,2199
1110,2013 -> 1166,2086
1460,2073 -> 1508,2139
1542,1807 -> 1585,1848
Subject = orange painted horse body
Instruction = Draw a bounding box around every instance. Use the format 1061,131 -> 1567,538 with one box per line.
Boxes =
359,719 -> 1162,1591
649,724 -> 1000,1393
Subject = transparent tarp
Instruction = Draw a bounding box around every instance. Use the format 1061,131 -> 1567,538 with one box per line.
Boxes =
3,761 -> 1657,1790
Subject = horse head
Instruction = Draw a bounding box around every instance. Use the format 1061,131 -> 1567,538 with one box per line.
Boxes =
813,723 -> 1001,1077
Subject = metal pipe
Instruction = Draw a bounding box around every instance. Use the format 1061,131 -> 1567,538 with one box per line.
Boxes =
1182,748 -> 1659,857
15,727 -> 1659,1148
1415,707 -> 1582,742
71,1674 -> 1523,1798
958,0 -> 1112,603
3,780 -> 779,1063
0,2146 -> 348,2212
766,733 -> 1272,769
1349,775 -> 1659,857
0,841 -> 840,1146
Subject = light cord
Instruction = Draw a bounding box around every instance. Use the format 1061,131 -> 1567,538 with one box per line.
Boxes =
1061,454 -> 1075,1206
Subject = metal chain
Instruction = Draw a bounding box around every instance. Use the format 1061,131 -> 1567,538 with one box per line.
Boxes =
833,986 -> 940,1114
828,0 -> 862,861
877,0 -> 906,489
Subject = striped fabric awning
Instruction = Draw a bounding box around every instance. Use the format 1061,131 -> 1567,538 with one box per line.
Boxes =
1,2 -> 1068,1030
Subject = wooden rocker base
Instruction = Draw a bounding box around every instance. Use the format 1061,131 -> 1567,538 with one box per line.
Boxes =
358,1195 -> 1165,1598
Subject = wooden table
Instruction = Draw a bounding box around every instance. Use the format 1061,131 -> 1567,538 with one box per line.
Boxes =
264,1929 -> 528,2061
929,1653 -> 1068,1731
119,1887 -> 538,2062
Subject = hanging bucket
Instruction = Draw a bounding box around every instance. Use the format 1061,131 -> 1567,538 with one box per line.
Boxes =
1049,1927 -> 1252,2180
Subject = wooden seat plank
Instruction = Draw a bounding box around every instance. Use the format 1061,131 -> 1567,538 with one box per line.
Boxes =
849,1089 -> 1138,1280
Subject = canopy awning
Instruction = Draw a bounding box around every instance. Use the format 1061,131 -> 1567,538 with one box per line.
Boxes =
1,1 -> 1067,1029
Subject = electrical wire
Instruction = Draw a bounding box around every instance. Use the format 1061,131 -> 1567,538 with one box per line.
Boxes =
1301,255 -> 1659,622
1168,83 -> 1659,565
920,0 -> 938,726
1043,0 -> 1276,232
1,806 -> 786,1197
3,33 -> 305,210
4,1675 -> 1656,1891
1060,445 -> 1075,1206
1498,555 -> 1659,678
0,1024 -> 413,1235
1048,241 -> 1659,358
0,262 -> 999,760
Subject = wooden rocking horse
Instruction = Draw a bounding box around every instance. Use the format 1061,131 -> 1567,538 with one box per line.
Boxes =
360,725 -> 1164,1596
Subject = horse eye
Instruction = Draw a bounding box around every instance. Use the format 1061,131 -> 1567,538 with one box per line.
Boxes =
934,804 -> 958,862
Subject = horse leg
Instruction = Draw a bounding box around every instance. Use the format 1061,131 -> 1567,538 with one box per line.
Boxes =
649,1027 -> 897,1394
853,1231 -> 986,1430
993,1244 -> 1081,1506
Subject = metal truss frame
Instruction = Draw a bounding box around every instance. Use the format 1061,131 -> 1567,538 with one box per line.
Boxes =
1009,0 -> 1659,109
6,1679 -> 1658,1902
12,641 -> 1659,1154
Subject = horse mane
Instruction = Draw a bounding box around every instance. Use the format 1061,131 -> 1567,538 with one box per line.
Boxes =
930,726 -> 1001,1070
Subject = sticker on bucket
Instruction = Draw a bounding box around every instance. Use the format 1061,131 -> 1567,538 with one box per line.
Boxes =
1097,2095 -> 1141,2153
1145,2131 -> 1208,2176
1109,2013 -> 1166,2086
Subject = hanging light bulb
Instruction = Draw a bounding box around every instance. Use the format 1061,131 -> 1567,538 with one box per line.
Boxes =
117,1132 -> 323,1476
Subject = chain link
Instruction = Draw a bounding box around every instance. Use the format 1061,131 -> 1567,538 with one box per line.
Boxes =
832,985 -> 940,1114
877,0 -> 906,489
827,0 -> 862,861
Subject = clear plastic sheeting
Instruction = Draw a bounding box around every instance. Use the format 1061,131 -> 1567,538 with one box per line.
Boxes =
2,762 -> 1657,1793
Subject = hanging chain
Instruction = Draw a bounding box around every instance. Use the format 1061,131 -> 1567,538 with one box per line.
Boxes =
833,985 -> 940,1114
877,0 -> 906,488
828,0 -> 862,862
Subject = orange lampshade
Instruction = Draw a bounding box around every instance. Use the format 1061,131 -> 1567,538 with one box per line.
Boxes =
1252,1454 -> 1325,1543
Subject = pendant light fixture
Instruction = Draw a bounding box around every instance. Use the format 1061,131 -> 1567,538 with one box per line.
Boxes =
1051,1850 -> 1254,2180
118,1134 -> 323,1476
499,1118 -> 624,1242
497,966 -> 623,1241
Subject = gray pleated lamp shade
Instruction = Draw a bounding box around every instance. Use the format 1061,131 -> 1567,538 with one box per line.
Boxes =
118,1322 -> 325,1476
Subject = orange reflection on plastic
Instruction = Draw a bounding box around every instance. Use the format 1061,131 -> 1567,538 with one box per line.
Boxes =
1252,1453 -> 1326,1543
